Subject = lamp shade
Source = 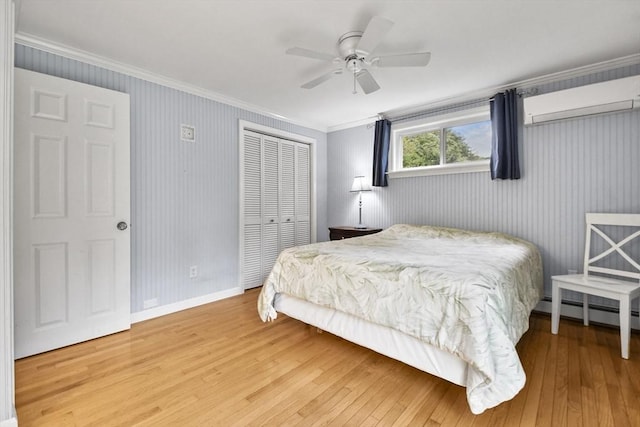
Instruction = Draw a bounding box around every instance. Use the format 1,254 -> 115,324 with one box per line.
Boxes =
350,176 -> 372,192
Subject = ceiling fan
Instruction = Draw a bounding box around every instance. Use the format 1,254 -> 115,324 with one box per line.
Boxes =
286,16 -> 431,95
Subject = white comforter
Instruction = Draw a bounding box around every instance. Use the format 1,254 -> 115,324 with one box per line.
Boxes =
257,224 -> 543,414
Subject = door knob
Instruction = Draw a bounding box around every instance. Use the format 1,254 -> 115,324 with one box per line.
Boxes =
117,221 -> 128,231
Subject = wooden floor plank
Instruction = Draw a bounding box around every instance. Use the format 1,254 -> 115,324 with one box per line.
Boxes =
551,322 -> 569,426
518,314 -> 549,426
588,327 -> 616,427
535,323 -> 558,426
14,290 -> 640,426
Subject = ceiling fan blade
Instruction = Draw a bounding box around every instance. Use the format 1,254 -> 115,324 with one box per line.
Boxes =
375,52 -> 431,67
286,47 -> 336,61
357,16 -> 394,55
355,69 -> 380,94
301,69 -> 341,89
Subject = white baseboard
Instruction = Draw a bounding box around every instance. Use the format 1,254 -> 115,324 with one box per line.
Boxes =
0,415 -> 18,427
131,287 -> 244,324
535,300 -> 640,331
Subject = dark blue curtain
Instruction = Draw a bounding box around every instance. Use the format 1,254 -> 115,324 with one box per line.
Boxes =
490,89 -> 520,180
372,119 -> 391,187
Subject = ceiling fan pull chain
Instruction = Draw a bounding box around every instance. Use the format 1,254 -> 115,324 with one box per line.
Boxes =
353,69 -> 357,94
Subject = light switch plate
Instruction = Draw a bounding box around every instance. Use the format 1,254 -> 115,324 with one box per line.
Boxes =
181,124 -> 195,142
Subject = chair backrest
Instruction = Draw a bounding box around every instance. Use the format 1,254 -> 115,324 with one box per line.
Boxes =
584,213 -> 640,281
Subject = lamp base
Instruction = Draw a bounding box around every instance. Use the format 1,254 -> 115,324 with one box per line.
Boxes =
354,224 -> 367,229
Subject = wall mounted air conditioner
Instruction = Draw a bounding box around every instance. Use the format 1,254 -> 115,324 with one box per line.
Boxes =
523,75 -> 640,125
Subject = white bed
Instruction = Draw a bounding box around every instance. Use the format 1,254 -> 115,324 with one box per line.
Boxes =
258,224 -> 543,414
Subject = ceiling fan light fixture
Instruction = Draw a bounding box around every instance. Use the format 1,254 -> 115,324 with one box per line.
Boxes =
346,57 -> 361,72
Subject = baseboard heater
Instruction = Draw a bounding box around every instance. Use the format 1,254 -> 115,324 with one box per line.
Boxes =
536,296 -> 640,331
524,75 -> 640,125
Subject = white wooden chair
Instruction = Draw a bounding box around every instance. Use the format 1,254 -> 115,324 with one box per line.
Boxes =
551,213 -> 640,359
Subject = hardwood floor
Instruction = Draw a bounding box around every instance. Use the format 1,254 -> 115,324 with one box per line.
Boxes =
15,289 -> 640,426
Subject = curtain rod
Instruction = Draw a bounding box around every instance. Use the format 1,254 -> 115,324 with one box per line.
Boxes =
488,87 -> 540,101
384,98 -> 487,124
377,88 -> 540,124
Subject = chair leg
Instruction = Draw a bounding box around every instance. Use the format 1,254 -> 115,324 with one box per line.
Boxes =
583,293 -> 589,326
551,281 -> 561,334
619,297 -> 630,359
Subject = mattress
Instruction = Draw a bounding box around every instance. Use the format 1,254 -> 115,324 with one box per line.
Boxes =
258,224 -> 543,413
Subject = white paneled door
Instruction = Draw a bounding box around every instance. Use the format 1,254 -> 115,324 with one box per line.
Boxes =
13,68 -> 131,358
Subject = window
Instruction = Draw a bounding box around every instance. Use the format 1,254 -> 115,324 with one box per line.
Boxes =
389,107 -> 492,178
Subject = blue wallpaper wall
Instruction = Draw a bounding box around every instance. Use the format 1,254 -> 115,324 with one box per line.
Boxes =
327,64 -> 640,311
15,44 -> 328,313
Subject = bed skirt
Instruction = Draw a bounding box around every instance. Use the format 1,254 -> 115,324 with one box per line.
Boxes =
274,293 -> 468,386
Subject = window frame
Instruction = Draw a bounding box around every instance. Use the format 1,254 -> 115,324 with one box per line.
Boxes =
388,107 -> 491,178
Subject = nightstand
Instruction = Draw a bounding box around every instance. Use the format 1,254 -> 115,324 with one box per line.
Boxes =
328,226 -> 382,241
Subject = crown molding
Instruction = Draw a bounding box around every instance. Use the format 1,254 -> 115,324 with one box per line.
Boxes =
382,54 -> 640,121
14,32 -> 328,133
15,31 -> 639,134
327,115 -> 379,133
513,53 -> 640,89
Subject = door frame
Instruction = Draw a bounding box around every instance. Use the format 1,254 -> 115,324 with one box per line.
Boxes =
237,120 -> 317,290
0,0 -> 15,425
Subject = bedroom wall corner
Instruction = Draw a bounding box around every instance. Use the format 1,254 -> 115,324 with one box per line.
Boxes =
327,124 -> 383,230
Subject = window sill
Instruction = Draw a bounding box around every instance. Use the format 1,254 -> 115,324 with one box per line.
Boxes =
387,160 -> 490,179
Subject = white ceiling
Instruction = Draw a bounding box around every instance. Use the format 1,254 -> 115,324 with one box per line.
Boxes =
15,0 -> 640,131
